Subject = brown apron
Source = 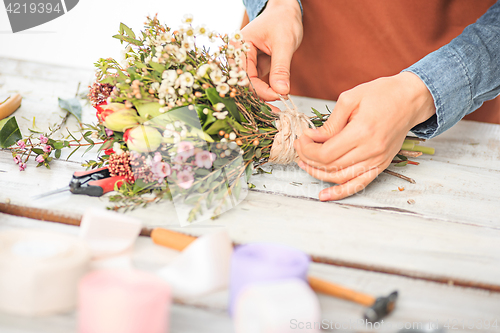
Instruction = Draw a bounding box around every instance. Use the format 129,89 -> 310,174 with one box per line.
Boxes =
243,0 -> 500,124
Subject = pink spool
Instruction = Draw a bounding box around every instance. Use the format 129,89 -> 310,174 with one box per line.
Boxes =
78,270 -> 171,333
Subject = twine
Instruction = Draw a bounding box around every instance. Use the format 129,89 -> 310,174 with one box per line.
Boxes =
269,95 -> 315,164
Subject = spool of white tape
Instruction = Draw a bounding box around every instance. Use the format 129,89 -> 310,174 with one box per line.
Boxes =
80,208 -> 142,258
157,231 -> 233,299
234,279 -> 321,333
0,229 -> 90,316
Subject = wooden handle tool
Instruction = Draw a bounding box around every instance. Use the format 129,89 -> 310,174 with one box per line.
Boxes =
150,227 -> 397,321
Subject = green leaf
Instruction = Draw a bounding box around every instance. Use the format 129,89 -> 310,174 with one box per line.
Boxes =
53,141 -> 65,150
55,149 -> 61,159
149,61 -> 165,73
133,178 -> 154,193
32,148 -> 44,155
112,34 -> 143,46
206,88 -> 241,122
245,163 -> 253,181
0,117 -> 22,148
58,97 -> 82,123
260,104 -> 274,117
395,161 -> 408,167
233,177 -> 242,200
205,120 -> 231,135
120,23 -> 136,39
311,107 -> 323,119
134,102 -> 162,119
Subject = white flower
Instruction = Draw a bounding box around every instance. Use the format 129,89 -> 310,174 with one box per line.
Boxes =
159,107 -> 167,113
197,64 -> 210,78
226,45 -> 235,56
175,49 -> 187,63
238,70 -> 247,78
179,72 -> 195,88
195,25 -> 208,36
184,27 -> 195,37
159,32 -> 172,43
113,142 -> 124,156
229,132 -> 236,140
207,30 -> 217,42
182,14 -> 194,24
213,111 -> 228,120
216,83 -> 230,95
203,108 -> 209,115
242,42 -> 251,52
181,39 -> 194,51
238,77 -> 249,86
214,103 -> 225,111
178,88 -> 186,96
151,82 -> 160,91
165,44 -> 179,53
228,141 -> 237,150
227,78 -> 238,86
234,49 -> 242,58
210,68 -> 226,85
229,70 -> 239,78
231,30 -> 243,43
162,70 -> 178,85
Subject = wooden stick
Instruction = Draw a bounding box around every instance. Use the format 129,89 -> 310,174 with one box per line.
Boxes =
383,170 -> 416,184
398,150 -> 423,158
308,276 -> 375,306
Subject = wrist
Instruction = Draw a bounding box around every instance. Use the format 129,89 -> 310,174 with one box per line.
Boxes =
266,0 -> 302,21
398,72 -> 436,128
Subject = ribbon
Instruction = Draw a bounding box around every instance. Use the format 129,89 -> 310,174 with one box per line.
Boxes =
157,231 -> 233,299
234,278 -> 321,333
79,270 -> 171,333
229,243 -> 310,315
0,229 -> 90,316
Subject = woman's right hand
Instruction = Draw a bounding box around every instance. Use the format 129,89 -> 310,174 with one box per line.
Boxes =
240,0 -> 303,101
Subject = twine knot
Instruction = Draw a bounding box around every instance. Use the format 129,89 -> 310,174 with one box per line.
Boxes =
269,96 -> 315,164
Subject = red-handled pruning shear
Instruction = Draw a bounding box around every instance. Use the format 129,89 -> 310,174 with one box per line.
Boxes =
32,166 -> 126,199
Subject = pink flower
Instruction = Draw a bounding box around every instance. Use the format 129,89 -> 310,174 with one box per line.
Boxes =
19,162 -> 27,171
151,152 -> 171,182
17,140 -> 26,149
195,151 -> 213,169
105,128 -> 114,136
35,155 -> 45,163
13,155 -> 21,164
43,145 -> 52,153
174,153 -> 189,164
39,135 -> 48,144
177,170 -> 194,189
177,141 -> 195,157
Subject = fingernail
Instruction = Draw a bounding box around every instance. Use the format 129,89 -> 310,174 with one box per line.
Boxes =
319,191 -> 330,201
276,80 -> 289,90
297,161 -> 304,168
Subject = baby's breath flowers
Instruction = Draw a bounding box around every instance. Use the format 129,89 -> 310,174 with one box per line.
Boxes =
86,14 -> 331,221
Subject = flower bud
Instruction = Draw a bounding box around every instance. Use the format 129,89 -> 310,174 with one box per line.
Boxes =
124,125 -> 163,153
103,108 -> 140,132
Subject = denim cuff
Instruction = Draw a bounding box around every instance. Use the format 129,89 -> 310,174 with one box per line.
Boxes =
403,47 -> 474,139
243,0 -> 303,21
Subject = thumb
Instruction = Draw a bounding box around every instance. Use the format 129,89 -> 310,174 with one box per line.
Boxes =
269,43 -> 293,95
304,92 -> 359,142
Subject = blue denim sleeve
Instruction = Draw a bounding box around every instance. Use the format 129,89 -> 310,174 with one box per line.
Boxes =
404,1 -> 500,139
242,0 -> 303,21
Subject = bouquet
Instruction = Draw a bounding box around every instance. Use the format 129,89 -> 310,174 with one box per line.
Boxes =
6,14 -> 432,223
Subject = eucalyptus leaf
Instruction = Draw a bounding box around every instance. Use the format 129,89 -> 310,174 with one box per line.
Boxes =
135,102 -> 162,119
58,97 -> 82,123
0,117 -> 22,148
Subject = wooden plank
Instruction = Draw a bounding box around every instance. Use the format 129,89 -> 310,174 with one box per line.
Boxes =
1,215 -> 499,333
2,172 -> 500,290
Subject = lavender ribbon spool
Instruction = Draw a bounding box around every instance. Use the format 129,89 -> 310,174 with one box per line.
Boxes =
229,243 -> 310,315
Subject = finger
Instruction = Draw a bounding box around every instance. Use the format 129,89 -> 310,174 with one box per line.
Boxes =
303,93 -> 359,142
295,122 -> 360,166
269,42 -> 294,95
318,167 -> 381,201
297,159 -> 375,185
243,41 -> 279,100
256,53 -> 271,78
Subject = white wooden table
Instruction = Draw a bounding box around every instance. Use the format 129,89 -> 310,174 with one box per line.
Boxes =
1,58 -> 500,333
